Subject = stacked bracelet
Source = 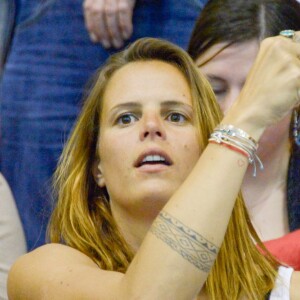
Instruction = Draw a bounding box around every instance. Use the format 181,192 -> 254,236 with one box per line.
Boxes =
209,124 -> 264,177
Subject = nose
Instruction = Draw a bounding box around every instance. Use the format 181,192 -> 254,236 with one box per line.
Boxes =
221,88 -> 241,115
139,111 -> 167,141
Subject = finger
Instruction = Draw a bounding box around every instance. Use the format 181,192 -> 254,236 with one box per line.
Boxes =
294,31 -> 300,59
279,30 -> 300,45
118,0 -> 133,40
83,0 -> 111,48
95,11 -> 111,48
276,30 -> 300,57
83,0 -> 101,41
83,0 -> 96,40
104,0 -> 124,48
90,32 -> 98,43
293,32 -> 300,43
279,29 -> 296,39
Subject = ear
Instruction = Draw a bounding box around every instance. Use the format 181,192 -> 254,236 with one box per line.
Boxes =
92,160 -> 106,188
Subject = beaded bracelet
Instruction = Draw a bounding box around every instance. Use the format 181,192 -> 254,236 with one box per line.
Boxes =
209,124 -> 264,177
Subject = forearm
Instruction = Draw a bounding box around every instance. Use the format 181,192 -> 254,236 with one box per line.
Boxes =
40,24 -> 298,300
120,137 -> 251,299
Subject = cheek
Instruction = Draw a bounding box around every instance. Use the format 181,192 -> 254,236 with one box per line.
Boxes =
184,142 -> 201,158
181,136 -> 201,167
183,142 -> 199,153
98,135 -> 133,195
99,133 -> 130,173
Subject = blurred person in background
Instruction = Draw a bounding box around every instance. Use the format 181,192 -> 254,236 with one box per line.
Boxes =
0,173 -> 26,300
188,0 -> 300,270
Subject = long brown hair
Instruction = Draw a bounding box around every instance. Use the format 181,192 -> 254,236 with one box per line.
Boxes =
48,37 -> 278,299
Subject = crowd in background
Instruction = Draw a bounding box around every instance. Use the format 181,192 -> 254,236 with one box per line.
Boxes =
1,0 -> 300,299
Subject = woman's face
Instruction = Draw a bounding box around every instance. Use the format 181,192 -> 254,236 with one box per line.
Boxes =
195,40 -> 259,113
195,40 -> 292,158
97,60 -> 201,218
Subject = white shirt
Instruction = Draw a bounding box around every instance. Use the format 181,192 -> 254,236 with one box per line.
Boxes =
269,266 -> 294,300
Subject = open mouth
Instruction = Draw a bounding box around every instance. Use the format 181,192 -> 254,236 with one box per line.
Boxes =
135,153 -> 172,168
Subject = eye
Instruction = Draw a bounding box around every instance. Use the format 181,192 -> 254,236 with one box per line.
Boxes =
205,78 -> 227,102
213,88 -> 226,96
167,112 -> 187,123
117,113 -> 138,125
210,85 -> 227,102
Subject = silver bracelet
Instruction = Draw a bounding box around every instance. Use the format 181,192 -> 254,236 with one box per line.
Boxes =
210,125 -> 263,177
215,124 -> 258,147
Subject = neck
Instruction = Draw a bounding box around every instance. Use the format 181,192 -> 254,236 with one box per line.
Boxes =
242,135 -> 290,241
110,200 -> 162,252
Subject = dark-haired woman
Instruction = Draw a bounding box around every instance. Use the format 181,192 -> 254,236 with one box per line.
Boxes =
188,0 -> 300,270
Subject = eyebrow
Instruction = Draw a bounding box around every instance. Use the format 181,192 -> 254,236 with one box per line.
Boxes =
204,75 -> 230,88
160,100 -> 192,111
109,102 -> 142,115
206,74 -> 247,88
110,100 -> 192,113
205,75 -> 225,82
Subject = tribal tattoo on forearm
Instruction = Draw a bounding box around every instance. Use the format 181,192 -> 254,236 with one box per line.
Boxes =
150,211 -> 219,273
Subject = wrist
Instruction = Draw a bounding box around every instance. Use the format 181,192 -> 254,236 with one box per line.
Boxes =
209,124 -> 264,177
221,100 -> 267,142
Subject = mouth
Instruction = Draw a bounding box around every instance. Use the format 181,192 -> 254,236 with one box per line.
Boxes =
135,151 -> 173,168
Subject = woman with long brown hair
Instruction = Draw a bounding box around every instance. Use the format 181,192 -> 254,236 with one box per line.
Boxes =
8,34 -> 300,299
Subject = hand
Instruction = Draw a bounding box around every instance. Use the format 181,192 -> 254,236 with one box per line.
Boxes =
83,0 -> 136,49
224,31 -> 300,141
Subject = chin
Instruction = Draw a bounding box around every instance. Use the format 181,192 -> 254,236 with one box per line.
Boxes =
140,182 -> 178,202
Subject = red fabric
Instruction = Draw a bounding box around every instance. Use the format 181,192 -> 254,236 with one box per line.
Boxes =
262,229 -> 300,270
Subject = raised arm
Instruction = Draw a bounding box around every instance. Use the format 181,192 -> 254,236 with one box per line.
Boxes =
121,34 -> 300,299
8,33 -> 300,300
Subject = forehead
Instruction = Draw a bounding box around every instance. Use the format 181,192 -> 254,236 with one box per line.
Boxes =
195,40 -> 259,82
102,60 -> 192,109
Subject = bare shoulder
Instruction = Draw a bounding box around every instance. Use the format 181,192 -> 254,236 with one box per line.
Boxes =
8,243 -> 98,280
12,243 -> 98,266
8,243 -> 124,300
291,271 -> 300,300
